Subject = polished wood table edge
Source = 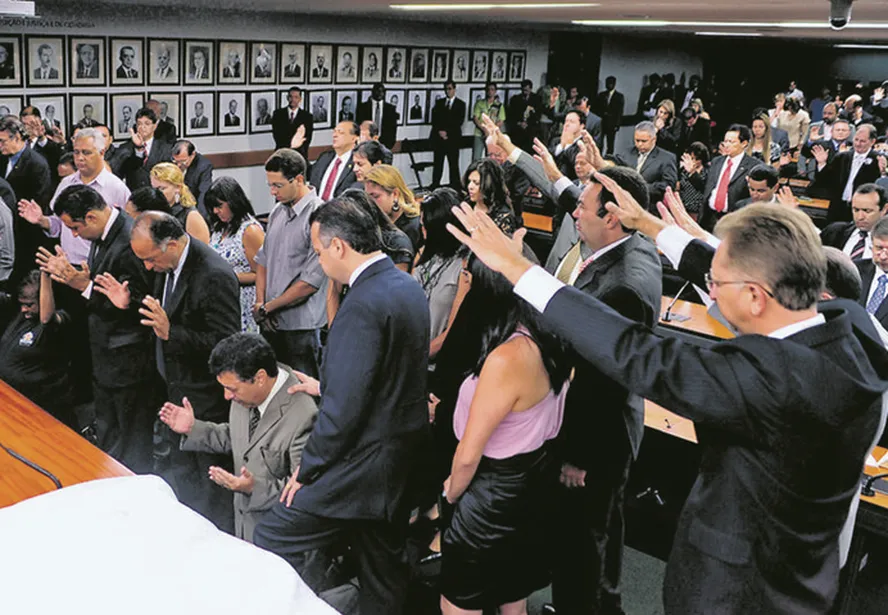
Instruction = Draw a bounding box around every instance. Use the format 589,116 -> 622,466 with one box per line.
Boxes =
658,296 -> 734,341
644,400 -> 697,443
522,211 -> 554,233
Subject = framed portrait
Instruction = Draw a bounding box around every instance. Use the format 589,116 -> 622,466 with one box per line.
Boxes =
308,89 -> 332,129
471,50 -> 489,83
184,40 -> 214,86
385,89 -> 406,126
0,36 -> 22,87
468,87 -> 486,122
335,45 -> 358,85
408,48 -> 428,84
184,91 -> 215,137
70,93 -> 107,132
279,43 -> 305,84
28,94 -> 66,138
26,36 -> 64,87
70,37 -> 105,86
250,42 -> 276,85
218,41 -> 246,85
490,51 -> 508,84
335,90 -> 358,123
385,46 -> 406,84
429,49 -> 450,83
0,96 -> 23,119
308,44 -> 333,84
279,88 -> 307,111
110,38 -> 144,86
149,92 -> 181,135
361,46 -> 382,84
111,92 -> 145,141
508,51 -> 526,83
451,49 -> 470,84
249,90 -> 275,133
406,89 -> 428,125
148,39 -> 180,85
218,91 -> 246,135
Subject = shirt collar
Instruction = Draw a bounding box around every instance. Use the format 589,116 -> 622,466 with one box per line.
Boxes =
256,370 -> 287,418
728,151 -> 745,166
100,206 -> 120,242
281,188 -> 319,219
8,146 -> 24,166
855,149 -> 871,159
768,313 -> 826,339
76,167 -> 110,188
348,252 -> 387,287
591,234 -> 632,261
171,236 -> 190,281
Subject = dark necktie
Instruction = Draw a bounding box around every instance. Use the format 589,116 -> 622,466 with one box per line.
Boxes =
155,272 -> 176,380
850,230 -> 868,260
88,237 -> 103,270
248,407 -> 260,440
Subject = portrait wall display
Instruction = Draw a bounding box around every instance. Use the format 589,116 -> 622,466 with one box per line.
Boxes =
148,39 -> 180,85
508,51 -> 526,82
308,44 -> 333,84
0,96 -> 23,119
250,42 -> 276,85
490,50 -> 508,83
28,95 -> 66,137
336,45 -> 358,85
361,46 -> 382,84
184,91 -> 214,137
386,89 -> 406,126
70,37 -> 105,86
385,46 -> 406,84
218,91 -> 246,135
218,40 -> 246,85
471,50 -> 489,83
468,87 -> 486,122
70,93 -> 107,131
149,92 -> 181,135
111,92 -> 145,140
408,48 -> 428,84
451,49 -> 470,84
26,36 -> 65,87
0,36 -> 22,87
406,89 -> 428,125
184,40 -> 213,85
249,90 -> 275,133
279,43 -> 305,84
110,38 -> 144,86
430,49 -> 449,83
309,89 -> 332,129
335,89 -> 358,123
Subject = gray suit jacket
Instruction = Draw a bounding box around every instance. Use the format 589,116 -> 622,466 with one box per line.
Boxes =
513,149 -> 582,218
181,367 -> 317,542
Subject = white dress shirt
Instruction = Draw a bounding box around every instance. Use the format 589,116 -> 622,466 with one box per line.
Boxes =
163,236 -> 191,305
81,206 -> 120,299
256,371 -> 287,418
553,235 -> 631,286
318,151 -> 351,196
707,152 -> 746,210
840,227 -> 872,260
843,150 -> 872,202
348,252 -> 388,287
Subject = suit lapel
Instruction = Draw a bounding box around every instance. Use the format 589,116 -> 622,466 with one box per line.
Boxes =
860,261 -> 876,309
243,370 -> 299,454
573,235 -> 634,291
92,214 -> 127,274
336,153 -> 354,191
164,246 -> 194,316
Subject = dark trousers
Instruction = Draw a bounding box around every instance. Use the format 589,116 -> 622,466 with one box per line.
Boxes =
253,505 -> 410,615
263,328 -> 320,379
604,128 -> 619,156
432,139 -> 461,188
94,379 -> 157,474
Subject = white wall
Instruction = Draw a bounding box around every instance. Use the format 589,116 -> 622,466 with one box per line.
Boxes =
3,3 -> 549,211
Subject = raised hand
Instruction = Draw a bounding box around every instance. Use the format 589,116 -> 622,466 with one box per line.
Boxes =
809,124 -> 821,142
579,129 -> 606,170
879,155 -> 888,177
481,112 -> 515,156
811,144 -> 829,167
17,199 -> 45,226
559,463 -> 587,489
158,396 -> 196,435
93,272 -> 131,309
447,203 -> 531,285
659,187 -> 710,242
428,393 -> 441,423
775,186 -> 799,209
778,152 -> 792,168
130,127 -> 144,149
36,245 -> 88,290
595,171 -> 667,239
875,87 -> 886,104
290,124 -> 306,149
208,466 -> 254,494
139,295 -> 170,340
680,153 -> 699,174
532,137 -> 563,183
287,370 -> 320,397
280,465 -> 302,507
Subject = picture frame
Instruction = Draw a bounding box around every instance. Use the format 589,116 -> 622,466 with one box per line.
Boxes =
70,37 -> 106,86
406,89 -> 428,125
249,90 -> 275,133
471,50 -> 489,83
386,89 -> 406,126
218,91 -> 246,135
26,36 -> 64,88
508,51 -> 526,83
70,93 -> 107,133
408,48 -> 428,84
335,90 -> 358,123
430,49 -> 450,83
249,42 -> 277,85
468,87 -> 487,122
335,45 -> 359,85
451,49 -> 470,84
385,46 -> 406,84
109,38 -> 144,86
279,43 -> 305,84
148,39 -> 180,85
308,44 -> 333,84
308,89 -> 332,129
149,92 -> 181,137
0,96 -> 24,119
184,40 -> 214,86
218,40 -> 247,85
111,92 -> 145,141
0,36 -> 22,88
184,91 -> 215,137
490,51 -> 508,84
361,46 -> 383,84
28,94 -> 66,139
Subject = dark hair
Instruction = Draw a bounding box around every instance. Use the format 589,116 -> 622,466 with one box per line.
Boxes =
686,141 -> 710,165
747,164 -> 780,187
355,140 -> 389,166
129,186 -> 172,215
265,148 -> 307,180
463,158 -> 513,214
287,86 -> 303,95
362,120 -> 379,139
589,166 -> 649,225
58,152 -> 76,169
823,246 -> 861,301
341,188 -> 413,265
727,123 -> 752,145
18,270 -> 40,297
858,123 -> 878,141
53,184 -> 107,221
417,187 -> 464,266
485,81 -> 497,90
173,140 -> 195,157
444,80 -> 456,89
565,108 -> 586,125
20,105 -> 40,119
134,211 -> 186,244
0,116 -> 26,139
521,79 -> 533,89
309,197 -> 383,255
205,177 -> 257,235
135,107 -> 157,124
208,333 -> 279,381
856,183 -> 888,208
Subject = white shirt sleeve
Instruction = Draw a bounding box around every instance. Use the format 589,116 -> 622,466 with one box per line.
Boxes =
655,225 -> 697,269
81,282 -> 93,300
553,176 -> 574,198
513,265 -> 565,313
507,147 -> 522,165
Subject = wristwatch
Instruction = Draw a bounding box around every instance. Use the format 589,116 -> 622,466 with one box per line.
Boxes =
257,304 -> 267,319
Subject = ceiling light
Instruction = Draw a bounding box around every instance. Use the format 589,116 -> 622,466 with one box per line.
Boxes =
393,2 -> 599,10
695,31 -> 763,37
573,19 -> 888,29
835,43 -> 888,49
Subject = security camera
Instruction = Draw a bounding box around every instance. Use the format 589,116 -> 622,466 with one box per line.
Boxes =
829,0 -> 854,30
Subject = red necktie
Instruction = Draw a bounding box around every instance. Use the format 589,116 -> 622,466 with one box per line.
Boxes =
321,157 -> 342,201
713,158 -> 733,213
577,255 -> 595,275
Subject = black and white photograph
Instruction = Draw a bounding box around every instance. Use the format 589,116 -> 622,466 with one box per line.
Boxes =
218,91 -> 246,135
308,44 -> 333,84
250,42 -> 276,85
28,95 -> 66,138
26,36 -> 64,87
430,49 -> 450,83
111,93 -> 145,140
335,90 -> 358,122
468,87 -> 487,122
184,91 -> 214,137
386,89 -> 405,126
0,36 -> 22,87
279,89 -> 306,110
408,48 -> 428,84
279,43 -> 305,84
149,92 -> 181,137
148,39 -> 179,85
336,45 -> 358,84
361,46 -> 382,83
249,90 -> 275,133
490,51 -> 508,83
406,89 -> 428,125
0,96 -> 23,120
110,38 -> 143,86
385,46 -> 406,83
184,40 -> 213,85
218,41 -> 246,85
70,38 -> 105,86
471,50 -> 489,83
309,89 -> 332,129
451,49 -> 470,83
508,51 -> 525,82
70,94 -> 107,132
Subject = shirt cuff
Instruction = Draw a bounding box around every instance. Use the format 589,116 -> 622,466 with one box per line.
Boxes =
553,176 -> 573,198
656,225 -> 696,269
46,215 -> 62,239
507,147 -> 522,165
513,265 -> 565,313
81,282 -> 93,300
704,234 -> 721,250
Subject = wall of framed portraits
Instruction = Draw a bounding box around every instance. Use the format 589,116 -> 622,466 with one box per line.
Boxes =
0,2 -> 548,211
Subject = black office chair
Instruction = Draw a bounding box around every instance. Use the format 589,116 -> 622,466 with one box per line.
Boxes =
401,138 -> 434,191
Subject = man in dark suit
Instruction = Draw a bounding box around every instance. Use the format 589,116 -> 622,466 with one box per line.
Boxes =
147,100 -> 178,146
576,97 -> 603,151
129,211 -> 241,531
115,45 -> 138,79
858,216 -> 888,330
676,106 -> 712,153
39,185 -> 156,473
116,107 -> 175,191
596,76 -> 625,156
283,51 -> 301,79
272,86 -> 314,159
172,140 -> 214,217
253,198 -> 430,615
223,99 -> 241,127
732,163 -> 780,209
429,81 -> 466,189
800,118 -> 853,184
311,53 -> 329,80
308,121 -> 359,200
190,102 -> 209,130
637,73 -> 663,118
33,43 -> 59,80
549,109 -> 585,182
76,43 -> 99,79
506,79 -> 543,152
675,74 -> 705,112
822,183 -> 888,261
356,83 -> 398,149
813,123 -> 882,223
449,192 -> 888,615
20,106 -> 62,183
610,120 -> 677,207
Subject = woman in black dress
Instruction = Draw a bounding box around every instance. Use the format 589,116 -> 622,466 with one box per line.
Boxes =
462,159 -> 521,234
363,164 -> 423,254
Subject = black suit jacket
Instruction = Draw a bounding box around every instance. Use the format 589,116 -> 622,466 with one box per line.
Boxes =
271,107 -> 314,159
116,66 -> 138,79
771,127 -> 791,152
356,99 -> 398,149
821,221 -> 857,251
292,257 -> 430,521
155,120 -> 178,146
1,146 -> 52,208
614,146 -> 677,206
156,239 -> 240,422
117,139 -> 175,191
308,150 -> 358,198
429,97 -> 466,141
857,260 -> 888,328
184,153 -> 214,216
539,238 -> 888,614
596,89 -> 624,131
694,153 -> 761,232
32,140 -> 63,181
0,176 -> 15,214
813,149 -> 882,222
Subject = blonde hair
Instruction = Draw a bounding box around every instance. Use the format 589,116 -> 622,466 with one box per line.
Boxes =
363,164 -> 419,217
748,113 -> 773,158
150,162 -> 196,207
657,99 -> 676,122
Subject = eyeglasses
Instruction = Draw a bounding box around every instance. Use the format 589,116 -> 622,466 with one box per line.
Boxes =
704,272 -> 775,298
873,245 -> 888,256
267,179 -> 294,190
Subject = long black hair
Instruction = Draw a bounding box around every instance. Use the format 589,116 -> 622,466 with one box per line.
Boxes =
204,177 -> 256,235
341,188 -> 414,265
416,187 -> 464,267
462,158 -> 513,213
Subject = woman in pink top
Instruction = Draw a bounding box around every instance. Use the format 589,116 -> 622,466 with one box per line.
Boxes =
440,254 -> 570,615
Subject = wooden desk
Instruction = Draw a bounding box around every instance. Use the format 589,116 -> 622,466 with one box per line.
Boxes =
644,400 -> 697,443
657,296 -> 734,341
522,211 -> 553,233
797,196 -> 830,210
0,381 -> 132,508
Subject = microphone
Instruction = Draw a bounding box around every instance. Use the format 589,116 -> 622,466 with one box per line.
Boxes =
662,280 -> 692,322
861,472 -> 888,497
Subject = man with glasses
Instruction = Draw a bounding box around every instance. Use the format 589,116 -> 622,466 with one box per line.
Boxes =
429,80 -> 466,190
857,215 -> 888,330
117,107 -> 175,190
696,124 -> 760,232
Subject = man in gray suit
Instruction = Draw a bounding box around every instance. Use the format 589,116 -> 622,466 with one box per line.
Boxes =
159,333 -> 317,543
609,120 -> 677,207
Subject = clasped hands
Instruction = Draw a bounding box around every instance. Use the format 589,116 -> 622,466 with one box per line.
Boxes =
35,246 -> 90,291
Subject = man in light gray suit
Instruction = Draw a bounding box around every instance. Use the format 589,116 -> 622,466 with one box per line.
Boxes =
159,333 -> 317,542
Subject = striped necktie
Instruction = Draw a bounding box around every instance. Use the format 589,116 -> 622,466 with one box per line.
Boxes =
850,230 -> 867,260
248,407 -> 260,440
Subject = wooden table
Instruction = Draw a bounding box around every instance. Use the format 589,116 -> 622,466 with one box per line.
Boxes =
0,381 -> 132,508
522,211 -> 553,233
644,400 -> 697,443
657,296 -> 734,343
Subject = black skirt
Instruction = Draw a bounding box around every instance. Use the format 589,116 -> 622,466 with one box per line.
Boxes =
440,444 -> 558,609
